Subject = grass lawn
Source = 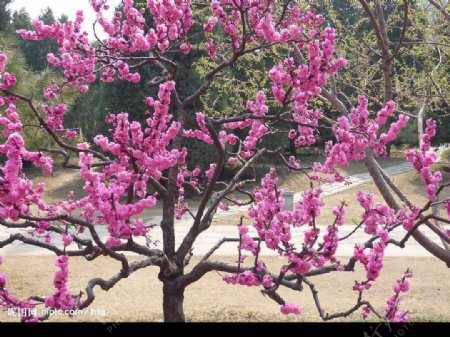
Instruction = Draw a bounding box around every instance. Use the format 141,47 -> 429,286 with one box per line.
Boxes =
28,155 -> 415,225
28,156 -> 450,227
212,162 -> 450,226
26,167 -> 86,204
0,255 -> 448,322
319,164 -> 450,225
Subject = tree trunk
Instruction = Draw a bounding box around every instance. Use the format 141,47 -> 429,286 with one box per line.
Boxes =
289,122 -> 297,157
417,110 -> 424,147
417,82 -> 432,147
289,138 -> 296,157
364,153 -> 450,265
386,142 -> 392,158
163,283 -> 186,322
431,196 -> 450,251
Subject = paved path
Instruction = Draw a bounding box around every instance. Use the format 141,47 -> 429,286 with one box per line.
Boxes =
302,161 -> 413,200
1,223 -> 448,257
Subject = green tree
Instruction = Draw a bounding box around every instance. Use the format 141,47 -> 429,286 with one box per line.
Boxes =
0,0 -> 12,33
12,7 -> 59,71
1,33 -> 50,149
316,0 -> 449,150
0,33 -> 78,154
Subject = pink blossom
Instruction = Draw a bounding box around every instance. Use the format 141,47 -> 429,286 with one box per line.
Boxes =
0,273 -> 6,288
0,54 -> 7,72
362,306 -> 371,320
180,43 -> 193,54
280,303 -> 301,315
106,237 -> 122,248
62,235 -> 73,247
45,256 -> 77,312
206,38 -> 218,61
406,119 -> 441,201
205,164 -> 216,181
385,270 -> 413,322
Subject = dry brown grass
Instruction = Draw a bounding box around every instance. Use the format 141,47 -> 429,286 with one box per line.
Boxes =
5,158 -> 450,322
320,164 -> 450,225
29,156 -> 405,211
213,163 -> 450,226
0,255 -> 448,322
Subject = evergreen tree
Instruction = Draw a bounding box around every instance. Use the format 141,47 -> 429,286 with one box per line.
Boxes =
0,0 -> 12,33
12,7 -> 59,71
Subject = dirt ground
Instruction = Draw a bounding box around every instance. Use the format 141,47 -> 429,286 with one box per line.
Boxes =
0,255 -> 449,322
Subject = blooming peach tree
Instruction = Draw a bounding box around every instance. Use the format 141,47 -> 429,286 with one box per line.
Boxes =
0,0 -> 449,322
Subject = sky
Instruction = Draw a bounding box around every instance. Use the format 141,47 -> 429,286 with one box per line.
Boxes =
10,0 -> 121,40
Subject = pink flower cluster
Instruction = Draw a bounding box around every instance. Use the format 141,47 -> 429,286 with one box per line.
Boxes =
90,0 -> 109,13
266,29 -> 347,149
248,169 -> 293,252
0,54 -> 6,72
225,167 -> 350,315
353,228 -> 390,284
204,163 -> 216,182
223,270 -> 273,288
401,206 -> 421,231
280,303 -> 302,315
18,1 -> 192,91
293,187 -> 325,227
183,112 -> 214,144
19,13 -> 96,93
384,270 -> 413,322
356,191 -> 407,235
45,256 -> 78,312
0,102 -> 22,137
43,81 -> 60,100
0,129 -> 52,220
0,54 -> 17,91
73,82 -> 182,242
223,91 -> 269,158
147,0 -> 194,50
321,225 -> 340,258
237,224 -> 259,255
41,102 -> 68,130
91,0 -> 194,63
207,0 -> 324,53
314,96 -> 409,182
406,119 -> 441,201
362,305 -> 371,320
175,162 -> 193,220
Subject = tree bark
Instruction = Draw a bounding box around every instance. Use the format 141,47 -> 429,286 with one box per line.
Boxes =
431,196 -> 450,251
418,82 -> 432,147
417,108 -> 424,147
364,153 -> 450,265
289,139 -> 297,157
386,142 -> 392,158
163,283 -> 186,322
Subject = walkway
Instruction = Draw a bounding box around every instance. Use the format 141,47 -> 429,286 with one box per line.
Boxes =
0,224 -> 447,257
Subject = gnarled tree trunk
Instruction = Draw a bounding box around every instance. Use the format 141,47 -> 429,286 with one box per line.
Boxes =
163,283 -> 186,322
